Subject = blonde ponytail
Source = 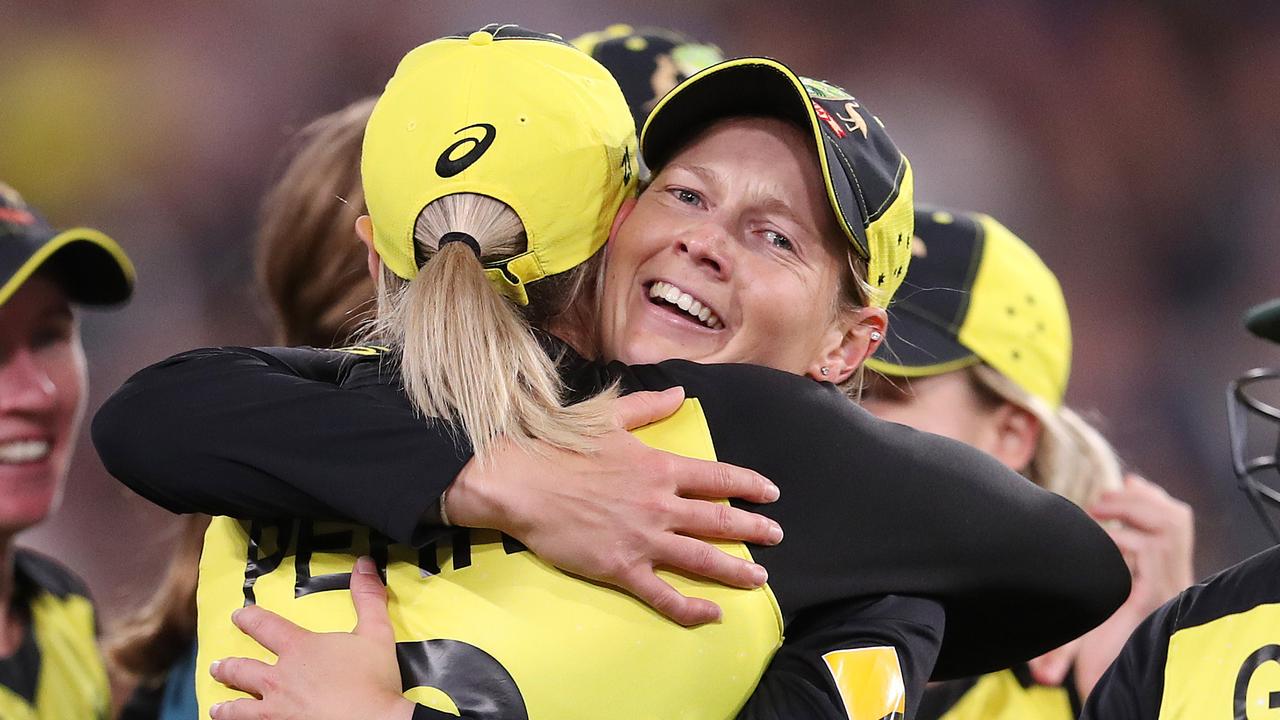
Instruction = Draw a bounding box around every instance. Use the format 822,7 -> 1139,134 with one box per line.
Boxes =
367,193 -> 616,461
970,365 -> 1123,508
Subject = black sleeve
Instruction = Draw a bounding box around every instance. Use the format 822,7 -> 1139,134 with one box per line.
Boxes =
1080,597 -> 1177,720
738,595 -> 944,720
92,346 -> 467,546
621,359 -> 1131,680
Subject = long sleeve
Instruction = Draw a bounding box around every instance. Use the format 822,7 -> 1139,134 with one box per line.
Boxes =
92,346 -> 466,546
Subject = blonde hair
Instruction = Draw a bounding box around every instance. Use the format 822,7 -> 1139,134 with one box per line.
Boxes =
365,193 -> 616,460
836,247 -> 877,400
969,364 -> 1123,508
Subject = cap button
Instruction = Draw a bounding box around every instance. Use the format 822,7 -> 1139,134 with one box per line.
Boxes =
468,31 -> 494,46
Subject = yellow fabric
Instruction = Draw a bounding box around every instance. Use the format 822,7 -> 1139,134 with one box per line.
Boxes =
822,646 -> 906,720
0,593 -> 110,720
197,399 -> 783,719
955,214 -> 1071,408
362,31 -> 638,304
1158,602 -> 1280,719
0,227 -> 135,307
933,670 -> 1074,720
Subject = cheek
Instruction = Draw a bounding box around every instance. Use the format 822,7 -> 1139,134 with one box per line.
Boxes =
49,345 -> 88,448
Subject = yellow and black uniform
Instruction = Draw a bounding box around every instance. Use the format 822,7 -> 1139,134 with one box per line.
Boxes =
917,665 -> 1080,720
0,550 -> 110,720
96,340 -> 1129,719
1082,545 -> 1280,720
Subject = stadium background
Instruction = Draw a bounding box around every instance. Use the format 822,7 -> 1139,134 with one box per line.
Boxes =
3,0 -> 1278,623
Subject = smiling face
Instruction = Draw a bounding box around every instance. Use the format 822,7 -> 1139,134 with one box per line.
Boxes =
598,116 -> 880,380
0,275 -> 86,537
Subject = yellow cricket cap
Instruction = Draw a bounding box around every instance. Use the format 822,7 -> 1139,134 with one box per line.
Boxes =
362,24 -> 638,304
866,207 -> 1072,408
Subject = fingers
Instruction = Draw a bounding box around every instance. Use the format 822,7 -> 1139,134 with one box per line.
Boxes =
1089,474 -> 1193,535
615,387 -> 686,430
231,604 -> 305,655
209,656 -> 274,697
619,567 -> 722,626
655,534 -> 769,589
1027,640 -> 1081,686
210,698 -> 262,719
350,556 -> 395,645
673,456 -> 780,504
671,497 -> 783,545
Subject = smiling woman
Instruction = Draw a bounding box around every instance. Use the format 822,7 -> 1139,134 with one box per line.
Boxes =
0,181 -> 132,719
601,116 -> 883,385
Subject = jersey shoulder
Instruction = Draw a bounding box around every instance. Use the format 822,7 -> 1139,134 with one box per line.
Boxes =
1169,544 -> 1280,631
13,548 -> 92,602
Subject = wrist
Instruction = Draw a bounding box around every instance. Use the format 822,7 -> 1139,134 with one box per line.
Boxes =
443,457 -> 515,532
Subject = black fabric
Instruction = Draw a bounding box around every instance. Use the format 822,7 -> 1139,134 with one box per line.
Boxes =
872,207 -> 985,369
738,595 -> 943,719
95,342 -> 1129,683
1083,545 -> 1280,720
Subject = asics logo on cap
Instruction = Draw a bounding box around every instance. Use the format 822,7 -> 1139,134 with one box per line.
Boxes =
436,123 -> 497,178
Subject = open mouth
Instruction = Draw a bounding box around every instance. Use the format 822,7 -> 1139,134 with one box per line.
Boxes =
0,439 -> 51,466
647,280 -> 723,330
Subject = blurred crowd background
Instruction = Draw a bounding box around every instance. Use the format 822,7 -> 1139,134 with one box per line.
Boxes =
3,0 -> 1279,624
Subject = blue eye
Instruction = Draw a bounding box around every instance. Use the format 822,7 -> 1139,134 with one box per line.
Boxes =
765,230 -> 794,252
671,188 -> 702,206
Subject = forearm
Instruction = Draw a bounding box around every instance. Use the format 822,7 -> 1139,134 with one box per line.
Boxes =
93,346 -> 470,544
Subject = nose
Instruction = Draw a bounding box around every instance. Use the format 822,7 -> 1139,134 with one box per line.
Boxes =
0,348 -> 57,415
676,223 -> 733,279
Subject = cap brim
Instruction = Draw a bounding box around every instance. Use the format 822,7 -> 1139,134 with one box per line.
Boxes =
640,58 -> 869,258
0,228 -> 135,307
1245,298 -> 1280,343
865,306 -> 980,378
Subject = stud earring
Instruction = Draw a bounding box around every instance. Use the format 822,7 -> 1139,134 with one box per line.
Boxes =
870,331 -> 883,342
820,367 -> 830,377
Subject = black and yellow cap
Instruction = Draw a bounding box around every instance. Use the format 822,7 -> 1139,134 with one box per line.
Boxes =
640,58 -> 914,307
572,24 -> 724,133
0,182 -> 134,308
866,207 -> 1071,408
363,24 -> 638,305
1245,298 -> 1280,343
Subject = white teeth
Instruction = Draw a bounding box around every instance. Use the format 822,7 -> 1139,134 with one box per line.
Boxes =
0,440 -> 50,465
648,281 -> 722,329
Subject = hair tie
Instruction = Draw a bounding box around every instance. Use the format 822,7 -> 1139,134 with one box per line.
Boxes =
439,232 -> 481,259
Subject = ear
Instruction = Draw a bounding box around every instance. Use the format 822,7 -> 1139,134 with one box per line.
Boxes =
355,215 -> 381,282
806,306 -> 888,384
609,196 -> 638,243
987,403 -> 1042,473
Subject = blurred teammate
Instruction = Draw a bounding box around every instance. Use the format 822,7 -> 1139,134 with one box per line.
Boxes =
1081,299 -> 1280,719
0,182 -> 132,719
862,208 -> 1194,718
109,96 -> 377,720
573,24 -> 723,138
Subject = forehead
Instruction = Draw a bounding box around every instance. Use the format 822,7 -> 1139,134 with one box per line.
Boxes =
0,274 -> 73,326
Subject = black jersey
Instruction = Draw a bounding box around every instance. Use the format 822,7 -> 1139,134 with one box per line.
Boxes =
0,549 -> 110,720
95,343 -> 1128,717
1082,545 -> 1280,720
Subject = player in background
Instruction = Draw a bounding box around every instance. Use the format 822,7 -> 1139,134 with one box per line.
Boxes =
109,97 -> 377,720
97,29 -> 1128,720
860,208 -> 1195,719
1081,298 -> 1280,719
0,181 -> 133,719
573,24 -> 724,153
